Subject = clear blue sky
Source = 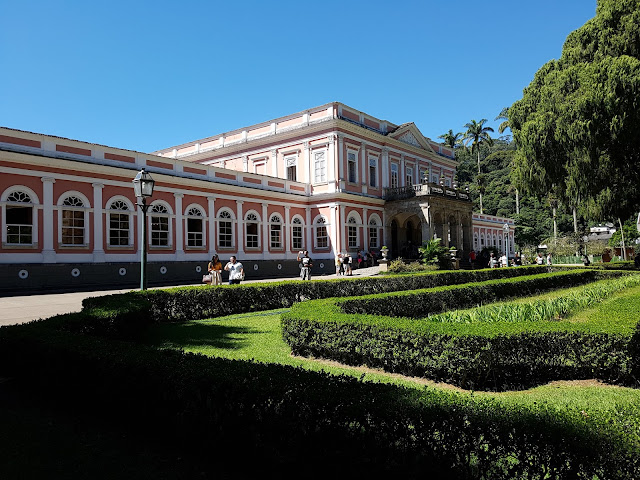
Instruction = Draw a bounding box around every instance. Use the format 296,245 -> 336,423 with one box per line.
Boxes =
0,0 -> 597,153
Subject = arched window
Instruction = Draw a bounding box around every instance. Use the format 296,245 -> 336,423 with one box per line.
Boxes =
474,233 -> 479,250
368,218 -> 379,249
150,203 -> 171,247
60,195 -> 87,246
245,212 -> 260,249
315,216 -> 328,249
218,209 -> 233,248
270,214 -> 282,249
347,216 -> 358,249
186,206 -> 205,248
108,199 -> 132,246
291,216 -> 304,250
5,190 -> 35,245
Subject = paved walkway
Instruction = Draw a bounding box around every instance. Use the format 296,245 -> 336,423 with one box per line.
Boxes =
0,266 -> 380,326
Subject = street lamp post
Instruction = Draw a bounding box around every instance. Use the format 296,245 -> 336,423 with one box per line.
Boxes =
503,223 -> 510,267
133,168 -> 155,290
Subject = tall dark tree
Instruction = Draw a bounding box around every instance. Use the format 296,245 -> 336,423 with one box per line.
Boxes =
510,0 -> 640,257
463,119 -> 494,214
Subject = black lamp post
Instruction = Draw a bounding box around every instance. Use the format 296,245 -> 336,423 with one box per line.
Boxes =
133,168 -> 155,290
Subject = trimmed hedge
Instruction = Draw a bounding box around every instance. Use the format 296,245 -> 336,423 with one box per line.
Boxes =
82,266 -> 552,323
282,274 -> 640,391
341,270 -> 609,318
0,318 -> 638,479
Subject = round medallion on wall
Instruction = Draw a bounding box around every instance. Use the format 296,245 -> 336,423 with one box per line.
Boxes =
160,266 -> 167,275
18,269 -> 29,279
195,265 -> 202,273
71,268 -> 81,278
319,263 -> 325,269
253,264 -> 258,270
119,268 -> 127,276
277,264 -> 282,270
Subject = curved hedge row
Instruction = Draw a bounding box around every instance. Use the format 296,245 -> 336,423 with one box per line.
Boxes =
82,265 -> 552,323
1,317 -> 638,479
281,274 -> 640,391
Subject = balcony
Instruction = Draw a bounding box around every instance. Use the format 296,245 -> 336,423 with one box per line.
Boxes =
383,183 -> 471,202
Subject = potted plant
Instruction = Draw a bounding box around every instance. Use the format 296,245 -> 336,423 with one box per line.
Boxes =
380,246 -> 389,259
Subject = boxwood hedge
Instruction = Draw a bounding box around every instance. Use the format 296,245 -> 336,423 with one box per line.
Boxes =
281,273 -> 640,391
0,316 -> 638,479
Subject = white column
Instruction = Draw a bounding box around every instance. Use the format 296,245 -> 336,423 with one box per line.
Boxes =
381,148 -> 389,188
363,207 -> 369,251
337,134 -> 344,183
303,142 -> 310,185
305,206 -> 312,252
208,196 -> 216,256
236,200 -> 245,256
262,203 -> 269,258
328,134 -> 336,193
92,182 -> 105,262
361,142 -> 367,194
174,193 -> 184,258
284,206 -> 291,256
242,156 -> 248,173
41,177 -> 56,263
330,204 -> 338,255
400,155 -> 405,187
271,149 -> 278,177
339,204 -> 346,252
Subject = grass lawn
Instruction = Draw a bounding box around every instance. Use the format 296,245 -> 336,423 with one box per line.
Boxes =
141,285 -> 640,443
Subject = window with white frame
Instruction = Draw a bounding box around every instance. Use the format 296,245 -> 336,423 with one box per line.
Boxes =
270,214 -> 282,249
292,217 -> 303,250
347,151 -> 357,183
61,195 -> 86,245
474,233 -> 478,250
5,190 -> 34,245
150,203 -> 170,247
419,169 -> 426,184
347,216 -> 358,249
369,157 -> 377,188
390,163 -> 399,188
314,150 -> 326,183
431,173 -> 439,184
368,218 -> 379,248
245,212 -> 259,249
406,166 -> 414,187
285,156 -> 297,182
186,206 -> 205,247
315,217 -> 328,249
108,200 -> 131,246
218,210 -> 233,248
445,177 -> 451,187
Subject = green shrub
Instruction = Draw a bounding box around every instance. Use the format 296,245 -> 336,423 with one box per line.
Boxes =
387,258 -> 438,273
282,274 -> 640,391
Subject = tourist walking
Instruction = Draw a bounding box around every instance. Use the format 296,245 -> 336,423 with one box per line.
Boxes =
208,254 -> 222,285
297,250 -> 313,280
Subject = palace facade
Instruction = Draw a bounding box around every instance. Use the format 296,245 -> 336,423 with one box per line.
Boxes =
0,102 -> 514,292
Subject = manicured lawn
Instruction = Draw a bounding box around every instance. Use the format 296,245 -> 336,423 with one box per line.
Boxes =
141,285 -> 640,440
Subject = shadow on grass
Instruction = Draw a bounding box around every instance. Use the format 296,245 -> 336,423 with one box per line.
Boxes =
142,322 -> 264,351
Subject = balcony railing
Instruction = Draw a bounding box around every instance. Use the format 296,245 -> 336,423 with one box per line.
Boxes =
383,183 -> 471,202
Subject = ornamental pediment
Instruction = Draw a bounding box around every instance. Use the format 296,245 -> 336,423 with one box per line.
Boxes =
397,131 -> 420,147
388,123 -> 435,154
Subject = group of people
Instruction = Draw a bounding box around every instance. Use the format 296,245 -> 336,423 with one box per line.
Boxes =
335,250 -> 377,276
205,254 -> 244,285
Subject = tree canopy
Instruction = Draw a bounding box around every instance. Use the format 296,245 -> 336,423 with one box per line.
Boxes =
509,0 -> 640,223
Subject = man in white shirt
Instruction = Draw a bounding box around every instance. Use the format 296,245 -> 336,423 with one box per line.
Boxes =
297,250 -> 313,280
224,256 -> 244,285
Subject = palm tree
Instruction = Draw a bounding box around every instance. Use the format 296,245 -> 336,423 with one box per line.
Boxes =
438,129 -> 463,149
463,119 -> 494,214
495,107 -> 510,134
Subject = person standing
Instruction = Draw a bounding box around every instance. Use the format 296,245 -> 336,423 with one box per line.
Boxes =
224,256 -> 244,285
297,250 -> 313,280
208,254 -> 223,285
546,252 -> 553,271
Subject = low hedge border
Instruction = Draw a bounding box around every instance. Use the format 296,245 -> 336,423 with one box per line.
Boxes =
0,318 -> 637,479
341,270 -> 612,318
82,266 -> 552,324
281,274 -> 640,391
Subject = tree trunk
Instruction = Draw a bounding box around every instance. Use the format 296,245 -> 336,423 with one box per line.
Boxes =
618,217 -> 627,260
515,189 -> 520,215
479,194 -> 483,214
477,148 -> 483,214
573,207 -> 578,233
553,206 -> 557,240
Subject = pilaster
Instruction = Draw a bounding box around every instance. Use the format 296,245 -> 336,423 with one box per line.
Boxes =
92,182 -> 105,262
236,200 -> 245,256
41,177 -> 56,263
208,196 -> 216,256
174,193 -> 184,258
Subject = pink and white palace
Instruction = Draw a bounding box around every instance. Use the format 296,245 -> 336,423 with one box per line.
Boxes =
0,102 -> 514,292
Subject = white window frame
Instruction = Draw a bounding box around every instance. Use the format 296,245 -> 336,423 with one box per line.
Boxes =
269,213 -> 283,249
314,215 -> 329,249
368,215 -> 381,249
368,156 -> 378,188
149,201 -> 173,248
217,208 -> 235,249
347,150 -> 358,184
406,166 -> 414,187
1,186 -> 39,247
185,204 -> 206,248
245,210 -> 261,250
57,191 -> 90,247
285,155 -> 298,182
313,149 -> 327,183
106,196 -> 134,247
390,163 -> 399,188
291,215 -> 304,251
